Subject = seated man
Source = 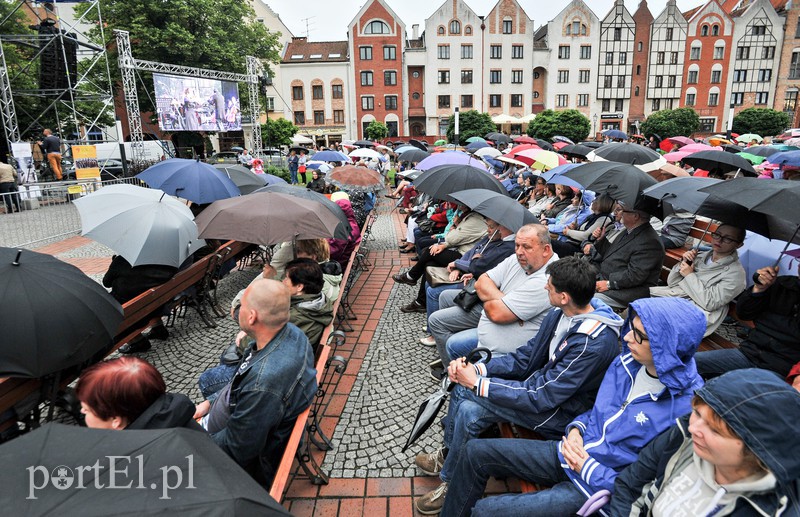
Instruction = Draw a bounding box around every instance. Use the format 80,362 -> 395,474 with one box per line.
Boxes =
584,204 -> 664,309
414,256 -> 624,514
194,278 -> 317,486
427,224 -> 557,375
695,263 -> 800,379
650,224 -> 746,336
439,297 -> 706,517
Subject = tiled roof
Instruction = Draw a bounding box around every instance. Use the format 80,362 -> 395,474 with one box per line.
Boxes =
282,38 -> 349,63
682,5 -> 702,19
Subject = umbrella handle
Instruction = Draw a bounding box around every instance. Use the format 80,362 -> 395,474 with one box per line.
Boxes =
445,347 -> 493,393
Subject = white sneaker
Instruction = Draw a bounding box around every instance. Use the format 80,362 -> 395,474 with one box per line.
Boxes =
419,335 -> 436,347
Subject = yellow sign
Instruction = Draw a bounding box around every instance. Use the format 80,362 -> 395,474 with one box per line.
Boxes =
67,185 -> 83,195
72,145 -> 101,179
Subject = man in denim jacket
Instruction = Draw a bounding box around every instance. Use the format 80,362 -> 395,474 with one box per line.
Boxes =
197,278 -> 317,486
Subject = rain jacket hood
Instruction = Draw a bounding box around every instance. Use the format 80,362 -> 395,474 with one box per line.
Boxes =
697,368 -> 800,486
625,297 -> 705,394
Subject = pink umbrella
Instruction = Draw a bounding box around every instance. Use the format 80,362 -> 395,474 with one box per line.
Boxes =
506,144 -> 540,156
553,141 -> 568,150
680,143 -> 720,153
663,151 -> 690,163
512,135 -> 537,144
668,136 -> 695,147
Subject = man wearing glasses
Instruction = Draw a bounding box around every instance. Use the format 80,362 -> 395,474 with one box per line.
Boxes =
650,224 -> 746,336
584,203 -> 664,309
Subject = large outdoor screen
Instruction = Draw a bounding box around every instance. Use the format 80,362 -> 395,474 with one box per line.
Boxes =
153,73 -> 241,132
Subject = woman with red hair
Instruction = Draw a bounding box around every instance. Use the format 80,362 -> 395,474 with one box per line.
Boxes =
75,357 -> 202,431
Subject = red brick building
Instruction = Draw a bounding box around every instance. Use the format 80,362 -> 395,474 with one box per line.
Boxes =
682,2 -> 734,134
348,0 -> 406,139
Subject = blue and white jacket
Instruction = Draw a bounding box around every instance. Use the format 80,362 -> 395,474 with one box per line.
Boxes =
559,297 -> 706,504
474,299 -> 623,439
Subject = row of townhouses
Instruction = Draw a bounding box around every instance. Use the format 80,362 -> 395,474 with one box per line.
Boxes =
258,0 -> 800,147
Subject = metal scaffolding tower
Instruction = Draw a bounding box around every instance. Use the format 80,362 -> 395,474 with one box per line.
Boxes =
114,30 -> 264,162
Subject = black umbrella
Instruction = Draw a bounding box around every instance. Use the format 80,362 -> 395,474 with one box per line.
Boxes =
562,162 -> 657,210
485,132 -> 512,144
398,148 -> 430,163
408,139 -> 429,151
0,248 -> 123,378
559,144 -> 592,159
414,164 -> 508,200
588,142 -> 663,168
643,176 -> 723,215
682,150 -> 757,177
403,348 -> 491,452
743,145 -> 781,158
535,139 -> 554,151
252,184 -> 351,239
213,163 -> 267,195
579,141 -> 604,149
449,189 -> 537,232
353,140 -> 376,148
721,144 -> 744,153
288,146 -> 310,154
0,423 -> 290,515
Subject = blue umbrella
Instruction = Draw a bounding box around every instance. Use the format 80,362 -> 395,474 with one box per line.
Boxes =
602,129 -> 628,140
262,173 -> 288,186
540,163 -> 583,189
466,141 -> 490,151
767,150 -> 800,167
482,156 -> 505,173
416,150 -> 488,172
137,158 -> 240,204
312,150 -> 349,162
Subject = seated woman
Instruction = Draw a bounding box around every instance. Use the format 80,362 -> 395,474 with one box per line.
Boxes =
76,357 -> 202,431
250,238 -> 342,302
611,368 -> 800,516
551,193 -> 615,258
540,183 -> 574,220
306,169 -> 327,193
198,258 -> 333,400
541,189 -> 593,237
528,179 -> 555,217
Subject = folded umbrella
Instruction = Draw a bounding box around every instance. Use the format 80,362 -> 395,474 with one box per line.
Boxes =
0,248 -> 123,378
73,184 -> 205,267
403,348 -> 491,452
0,424 -> 290,515
137,158 -> 240,204
449,190 -> 538,232
195,192 -> 342,245
252,184 -> 351,239
562,162 -> 657,210
415,164 -> 507,200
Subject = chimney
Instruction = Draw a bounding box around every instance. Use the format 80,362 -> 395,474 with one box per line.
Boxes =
412,24 -> 419,39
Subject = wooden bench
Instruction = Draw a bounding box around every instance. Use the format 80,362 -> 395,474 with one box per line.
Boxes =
0,240 -> 252,440
269,249 -> 357,501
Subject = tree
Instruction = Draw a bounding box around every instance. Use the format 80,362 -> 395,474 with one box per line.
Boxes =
261,117 -> 298,147
364,121 -> 389,141
732,108 -> 790,138
526,109 -> 590,143
75,0 -> 282,115
445,110 -> 496,142
640,107 -> 700,138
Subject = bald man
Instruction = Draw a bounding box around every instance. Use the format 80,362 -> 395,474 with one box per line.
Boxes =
197,278 -> 317,487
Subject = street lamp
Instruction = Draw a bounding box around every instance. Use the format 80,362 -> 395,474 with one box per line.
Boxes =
592,113 -> 598,137
454,106 -> 460,146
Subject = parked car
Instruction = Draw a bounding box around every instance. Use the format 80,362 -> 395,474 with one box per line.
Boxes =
209,151 -> 240,165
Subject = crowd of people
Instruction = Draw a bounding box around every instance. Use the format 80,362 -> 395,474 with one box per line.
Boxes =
386,136 -> 800,515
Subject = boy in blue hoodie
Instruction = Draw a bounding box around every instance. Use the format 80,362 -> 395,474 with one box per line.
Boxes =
414,256 -> 625,515
438,297 -> 706,517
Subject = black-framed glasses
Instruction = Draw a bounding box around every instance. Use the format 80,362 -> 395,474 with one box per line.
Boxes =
632,326 -> 649,344
710,232 -> 740,245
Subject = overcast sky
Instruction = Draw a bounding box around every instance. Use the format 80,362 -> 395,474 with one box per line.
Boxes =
261,0 -> 702,41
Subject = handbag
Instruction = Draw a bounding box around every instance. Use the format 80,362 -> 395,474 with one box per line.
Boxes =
425,266 -> 460,288
453,280 -> 480,312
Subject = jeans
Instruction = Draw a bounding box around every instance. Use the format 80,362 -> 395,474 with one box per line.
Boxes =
445,329 -> 480,362
428,289 -> 483,368
289,168 -> 298,184
0,182 -> 20,213
694,348 -> 754,380
198,363 -> 237,400
441,439 -> 582,517
426,283 -> 462,323
439,386 -> 558,484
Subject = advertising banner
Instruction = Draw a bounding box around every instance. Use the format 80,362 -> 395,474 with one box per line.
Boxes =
72,145 -> 101,180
